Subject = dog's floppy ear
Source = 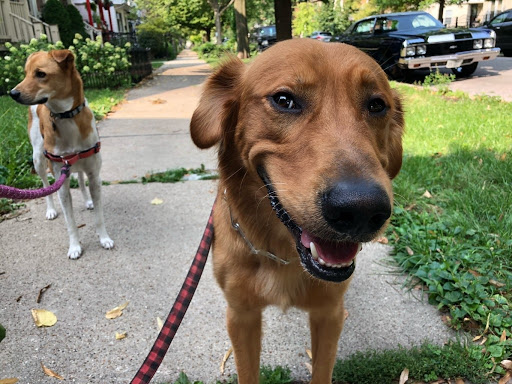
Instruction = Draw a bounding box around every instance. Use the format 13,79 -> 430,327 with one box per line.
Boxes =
190,57 -> 245,149
49,50 -> 75,66
386,91 -> 404,180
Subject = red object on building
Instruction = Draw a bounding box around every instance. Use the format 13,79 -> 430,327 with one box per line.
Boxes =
85,0 -> 93,25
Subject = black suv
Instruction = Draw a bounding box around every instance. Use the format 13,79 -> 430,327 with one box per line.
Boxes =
254,25 -> 277,51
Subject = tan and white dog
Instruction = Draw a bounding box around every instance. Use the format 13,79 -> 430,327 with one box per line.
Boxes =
10,49 -> 113,259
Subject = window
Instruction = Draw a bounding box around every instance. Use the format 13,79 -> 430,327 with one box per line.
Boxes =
354,19 -> 375,34
375,18 -> 399,32
490,12 -> 507,25
413,14 -> 440,28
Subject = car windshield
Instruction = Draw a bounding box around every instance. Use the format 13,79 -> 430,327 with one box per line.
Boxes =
374,13 -> 444,33
260,26 -> 276,37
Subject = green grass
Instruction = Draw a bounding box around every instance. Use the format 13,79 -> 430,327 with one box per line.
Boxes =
389,84 -> 512,374
0,87 -> 127,211
152,60 -> 165,69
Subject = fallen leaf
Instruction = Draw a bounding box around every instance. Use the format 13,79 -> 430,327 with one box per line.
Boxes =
151,98 -> 166,104
499,371 -> 512,384
306,349 -> 312,360
0,379 -> 19,384
455,378 -> 465,384
500,153 -> 507,161
304,362 -> 313,374
41,363 -> 63,380
77,223 -> 86,229
106,302 -> 129,319
473,335 -> 482,342
156,317 -> 163,331
220,347 -> 233,374
480,336 -> 487,345
344,309 -> 349,320
405,246 -> 414,256
422,190 -> 433,198
151,198 -> 163,205
468,269 -> 482,277
36,284 -> 52,304
115,331 -> 127,340
490,279 -> 506,288
500,330 -> 507,342
501,360 -> 512,371
31,309 -> 57,327
398,368 -> 409,384
377,237 -> 389,244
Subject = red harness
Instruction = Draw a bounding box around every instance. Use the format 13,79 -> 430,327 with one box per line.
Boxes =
43,141 -> 101,166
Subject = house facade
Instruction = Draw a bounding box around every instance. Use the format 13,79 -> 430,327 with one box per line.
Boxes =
425,0 -> 512,28
1,0 -> 134,48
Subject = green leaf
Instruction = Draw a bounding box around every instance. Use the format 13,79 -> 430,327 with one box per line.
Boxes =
0,323 -> 5,342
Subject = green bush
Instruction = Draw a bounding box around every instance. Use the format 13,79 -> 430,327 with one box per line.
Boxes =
0,34 -> 132,92
137,23 -> 167,58
195,42 -> 230,60
66,4 -> 87,41
42,0 -> 72,47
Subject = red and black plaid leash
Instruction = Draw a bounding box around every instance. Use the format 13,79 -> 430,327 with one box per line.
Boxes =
131,204 -> 215,384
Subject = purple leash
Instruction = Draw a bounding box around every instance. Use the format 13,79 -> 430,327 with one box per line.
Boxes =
0,164 -> 70,200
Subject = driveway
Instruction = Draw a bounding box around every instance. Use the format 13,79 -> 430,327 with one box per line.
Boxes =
449,56 -> 512,101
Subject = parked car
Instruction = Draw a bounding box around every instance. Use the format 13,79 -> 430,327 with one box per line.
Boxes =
482,9 -> 512,56
310,31 -> 333,42
254,25 -> 277,51
332,11 -> 501,79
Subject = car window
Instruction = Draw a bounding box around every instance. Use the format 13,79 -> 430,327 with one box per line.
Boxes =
375,18 -> 399,32
506,11 -> 512,22
260,26 -> 276,36
490,12 -> 507,25
412,14 -> 439,28
354,19 -> 375,34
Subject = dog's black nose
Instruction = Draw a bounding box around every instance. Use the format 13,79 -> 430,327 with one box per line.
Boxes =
322,180 -> 391,236
10,89 -> 20,100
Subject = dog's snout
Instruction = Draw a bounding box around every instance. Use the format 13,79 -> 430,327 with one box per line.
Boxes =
322,180 -> 391,236
9,89 -> 21,101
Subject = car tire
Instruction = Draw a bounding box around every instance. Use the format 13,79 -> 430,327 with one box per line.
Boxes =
451,62 -> 478,78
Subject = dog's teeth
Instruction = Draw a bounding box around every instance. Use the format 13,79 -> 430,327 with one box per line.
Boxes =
358,243 -> 363,253
318,257 -> 326,266
310,242 -> 319,260
326,262 -> 332,268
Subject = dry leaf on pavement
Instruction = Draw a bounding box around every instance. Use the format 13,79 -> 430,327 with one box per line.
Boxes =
41,363 -> 63,380
151,198 -> 163,205
422,190 -> 433,198
306,348 -> 312,360
304,362 -> 313,374
0,379 -> 19,384
106,302 -> 129,319
376,237 -> 389,244
220,347 -> 233,374
398,368 -> 409,384
115,331 -> 127,340
156,317 -> 163,331
31,309 -> 57,327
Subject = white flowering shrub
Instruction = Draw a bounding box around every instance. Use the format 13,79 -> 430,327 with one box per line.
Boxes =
0,34 -> 132,93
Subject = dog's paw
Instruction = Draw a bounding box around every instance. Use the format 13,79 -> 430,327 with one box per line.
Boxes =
46,209 -> 58,220
85,200 -> 94,210
68,245 -> 83,259
101,237 -> 114,250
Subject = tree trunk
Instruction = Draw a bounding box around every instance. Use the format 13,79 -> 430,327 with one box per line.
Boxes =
234,0 -> 249,59
274,0 -> 292,42
437,0 -> 445,23
214,8 -> 223,44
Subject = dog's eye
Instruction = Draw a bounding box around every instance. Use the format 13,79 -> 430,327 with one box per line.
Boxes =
35,70 -> 46,79
367,97 -> 387,116
270,92 -> 301,112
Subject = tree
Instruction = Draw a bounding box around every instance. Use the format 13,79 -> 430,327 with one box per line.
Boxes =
42,0 -> 72,46
234,0 -> 249,58
374,0 -> 467,23
66,5 -> 87,40
274,0 -> 292,41
206,0 -> 235,44
293,2 -> 320,37
318,0 -> 355,35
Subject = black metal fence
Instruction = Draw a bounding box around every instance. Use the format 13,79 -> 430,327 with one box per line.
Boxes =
81,46 -> 153,89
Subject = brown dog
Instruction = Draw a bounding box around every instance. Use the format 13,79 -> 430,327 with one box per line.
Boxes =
190,39 -> 404,383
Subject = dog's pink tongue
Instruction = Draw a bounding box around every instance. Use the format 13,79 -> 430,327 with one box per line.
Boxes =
301,230 -> 359,265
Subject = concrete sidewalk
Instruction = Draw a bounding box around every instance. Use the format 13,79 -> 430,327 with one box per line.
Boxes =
0,50 -> 455,383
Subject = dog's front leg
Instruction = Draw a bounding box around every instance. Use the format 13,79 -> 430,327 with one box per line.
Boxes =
226,305 -> 262,384
309,302 -> 346,384
87,170 -> 114,250
78,171 -> 94,209
56,177 -> 82,259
